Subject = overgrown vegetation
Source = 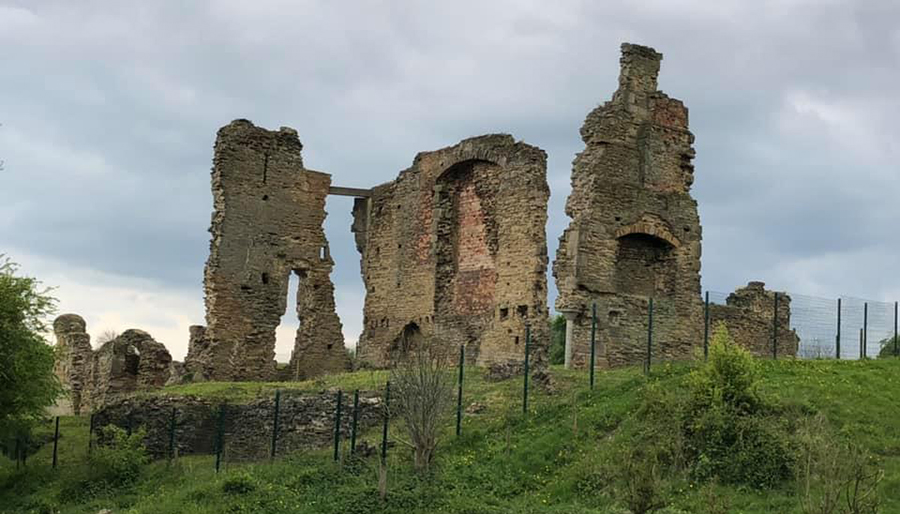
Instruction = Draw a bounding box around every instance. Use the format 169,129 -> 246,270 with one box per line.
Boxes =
0,255 -> 62,458
549,314 -> 566,365
59,426 -> 149,503
2,346 -> 899,513
877,336 -> 898,359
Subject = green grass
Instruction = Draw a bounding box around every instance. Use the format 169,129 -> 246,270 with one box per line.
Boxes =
1,358 -> 898,513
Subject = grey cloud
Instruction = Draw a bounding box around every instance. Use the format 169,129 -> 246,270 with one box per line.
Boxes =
2,0 -> 900,343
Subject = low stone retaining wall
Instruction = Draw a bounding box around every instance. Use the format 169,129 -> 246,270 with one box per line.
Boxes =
92,390 -> 383,460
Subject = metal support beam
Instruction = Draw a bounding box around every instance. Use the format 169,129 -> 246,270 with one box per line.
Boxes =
329,186 -> 372,197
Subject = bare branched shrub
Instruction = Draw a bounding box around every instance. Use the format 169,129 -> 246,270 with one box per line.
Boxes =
797,414 -> 883,514
96,330 -> 120,345
389,334 -> 454,474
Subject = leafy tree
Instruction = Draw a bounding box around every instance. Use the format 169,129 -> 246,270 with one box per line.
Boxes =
0,255 -> 62,439
877,336 -> 898,359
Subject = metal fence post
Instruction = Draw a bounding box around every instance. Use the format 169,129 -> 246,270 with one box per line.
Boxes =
836,298 -> 842,360
381,381 -> 390,465
704,291 -> 710,360
270,390 -> 281,460
215,404 -> 225,473
456,345 -> 464,437
894,302 -> 900,357
645,298 -> 653,375
88,412 -> 95,456
333,390 -> 343,462
859,328 -> 864,360
772,292 -> 779,360
590,302 -> 597,390
52,416 -> 59,468
863,302 -> 868,359
350,390 -> 360,455
168,407 -> 177,461
523,325 -> 531,415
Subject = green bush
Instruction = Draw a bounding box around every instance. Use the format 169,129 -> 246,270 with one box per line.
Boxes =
222,470 -> 257,494
878,336 -> 898,358
687,324 -> 763,416
60,424 -> 149,500
89,425 -> 149,487
682,325 -> 793,488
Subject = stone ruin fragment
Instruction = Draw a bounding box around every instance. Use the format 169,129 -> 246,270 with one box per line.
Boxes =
553,43 -> 798,367
709,281 -> 800,357
352,135 -> 551,368
186,120 -> 349,382
53,314 -> 180,413
53,314 -> 93,415
553,43 -> 704,369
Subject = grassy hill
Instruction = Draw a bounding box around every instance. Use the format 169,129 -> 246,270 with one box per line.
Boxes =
1,356 -> 899,514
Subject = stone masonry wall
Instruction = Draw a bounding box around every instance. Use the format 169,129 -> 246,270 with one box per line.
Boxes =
53,314 -> 93,415
53,314 -> 179,413
93,391 -> 382,460
709,281 -> 800,358
195,120 -> 349,381
353,135 -> 550,368
553,43 -> 703,369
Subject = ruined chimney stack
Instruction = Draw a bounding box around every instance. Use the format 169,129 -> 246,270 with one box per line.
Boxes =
618,43 -> 662,94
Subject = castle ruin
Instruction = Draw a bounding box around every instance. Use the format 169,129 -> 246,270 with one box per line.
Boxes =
53,42 -> 801,397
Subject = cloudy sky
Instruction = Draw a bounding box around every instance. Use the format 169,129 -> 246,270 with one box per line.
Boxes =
2,0 -> 899,360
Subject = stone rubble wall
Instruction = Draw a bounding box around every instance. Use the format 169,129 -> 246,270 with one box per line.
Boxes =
352,135 -> 551,369
709,282 -> 800,358
53,315 -> 181,414
93,391 -> 382,460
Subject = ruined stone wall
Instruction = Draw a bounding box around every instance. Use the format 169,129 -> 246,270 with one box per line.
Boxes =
195,120 -> 348,381
353,135 -> 550,368
553,43 -> 703,369
53,314 -> 93,415
53,315 -> 179,413
709,282 -> 800,358
93,391 -> 382,460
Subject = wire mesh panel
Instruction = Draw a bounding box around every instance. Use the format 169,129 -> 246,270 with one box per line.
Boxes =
861,299 -> 895,359
707,291 -> 730,306
789,293 -> 838,360
839,297 -> 867,360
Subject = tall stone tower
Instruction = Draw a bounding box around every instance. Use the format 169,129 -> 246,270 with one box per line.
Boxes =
191,120 -> 349,381
553,43 -> 703,369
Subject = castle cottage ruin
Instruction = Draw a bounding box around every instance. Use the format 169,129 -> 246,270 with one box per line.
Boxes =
352,135 -> 551,367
